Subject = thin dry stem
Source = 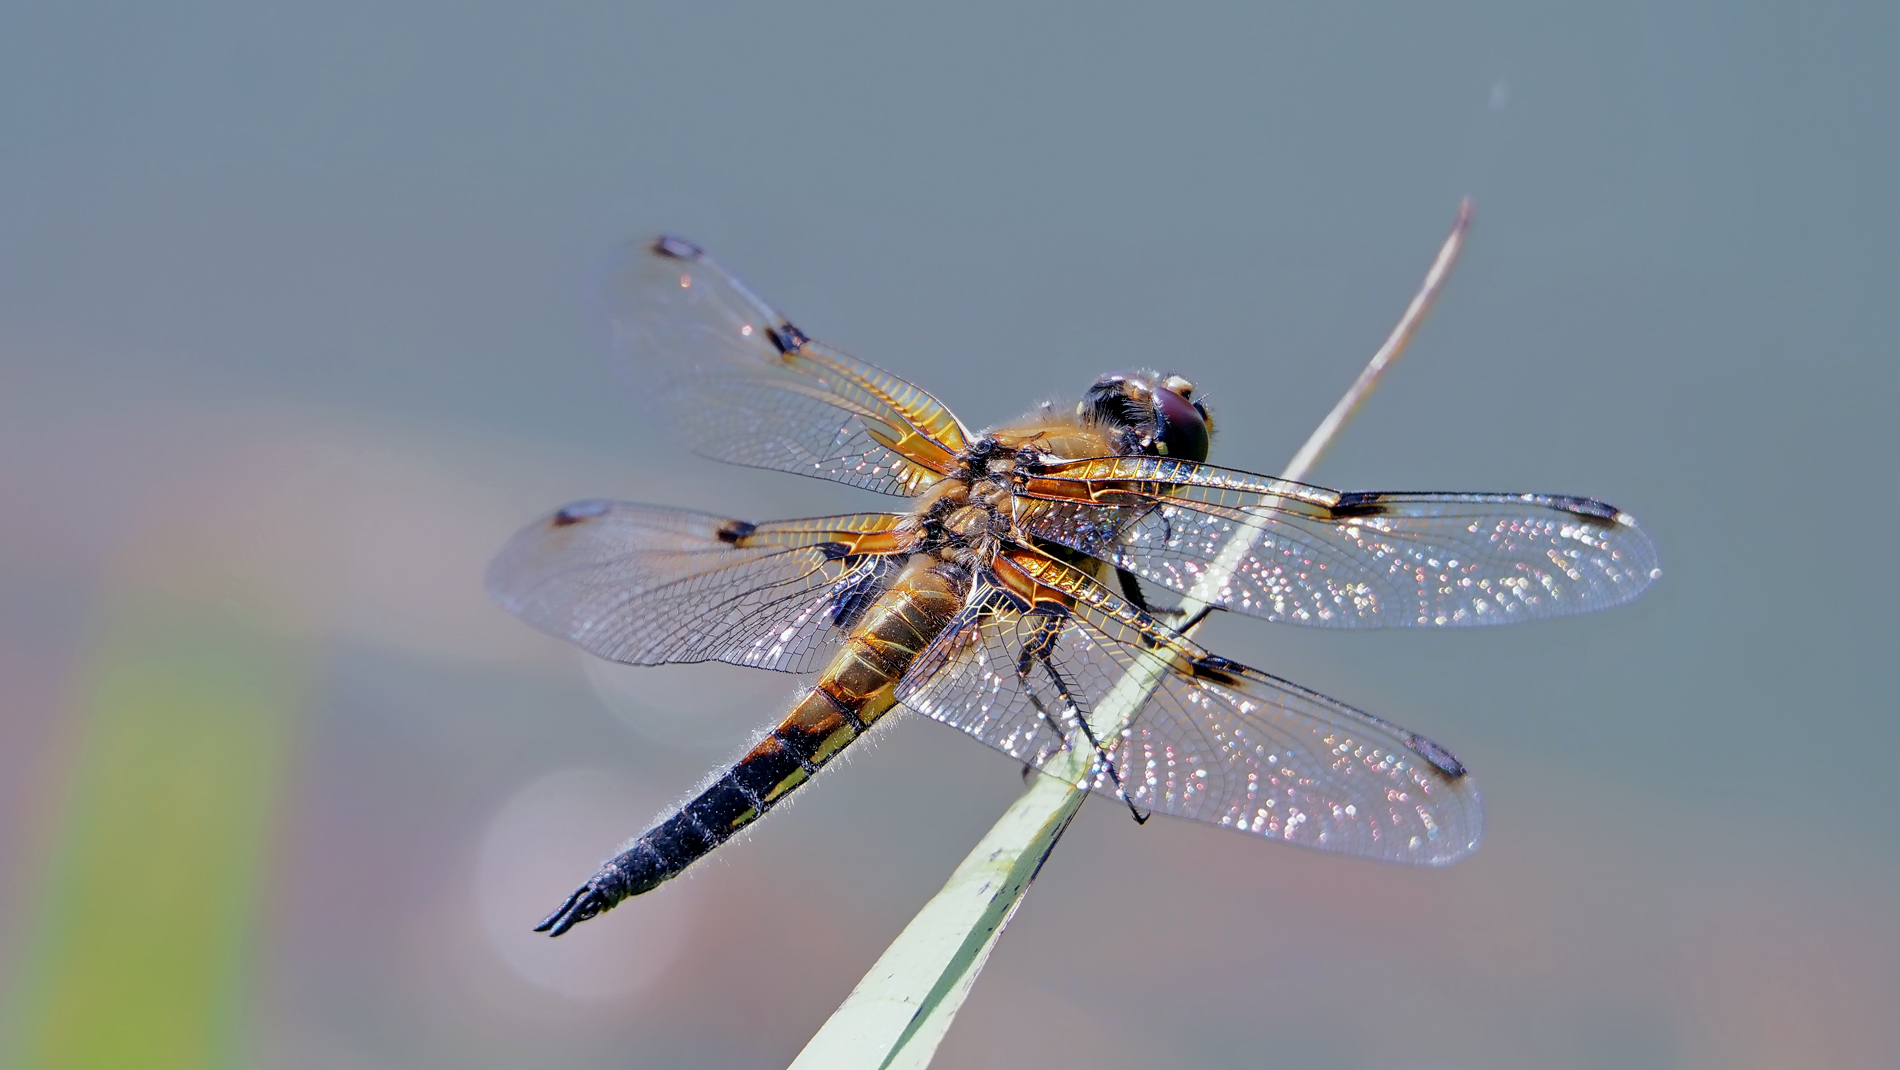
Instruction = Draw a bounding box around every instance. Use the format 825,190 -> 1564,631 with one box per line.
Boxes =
1278,198 -> 1471,487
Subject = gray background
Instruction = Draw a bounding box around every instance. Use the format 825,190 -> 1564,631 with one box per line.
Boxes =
2,3 -> 1895,1068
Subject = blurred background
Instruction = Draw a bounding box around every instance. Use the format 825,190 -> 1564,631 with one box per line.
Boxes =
2,3 -> 1895,1068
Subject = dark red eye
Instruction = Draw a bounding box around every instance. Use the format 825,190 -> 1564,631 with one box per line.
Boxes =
1154,385 -> 1210,462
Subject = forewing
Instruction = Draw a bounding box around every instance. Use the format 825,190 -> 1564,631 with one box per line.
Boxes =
1022,456 -> 1659,627
487,501 -> 910,673
595,236 -> 969,496
898,561 -> 1481,865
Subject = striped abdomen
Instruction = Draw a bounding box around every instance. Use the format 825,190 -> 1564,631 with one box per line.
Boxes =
538,559 -> 967,934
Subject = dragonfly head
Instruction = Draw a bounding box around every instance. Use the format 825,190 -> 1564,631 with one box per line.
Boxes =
1082,370 -> 1213,463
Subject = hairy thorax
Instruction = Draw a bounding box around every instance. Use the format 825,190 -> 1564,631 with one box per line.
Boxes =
905,416 -> 1122,572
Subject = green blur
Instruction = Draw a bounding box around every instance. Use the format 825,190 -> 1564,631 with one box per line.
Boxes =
7,609 -> 296,1069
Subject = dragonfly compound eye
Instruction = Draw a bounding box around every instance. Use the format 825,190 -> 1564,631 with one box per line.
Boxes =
1152,379 -> 1211,463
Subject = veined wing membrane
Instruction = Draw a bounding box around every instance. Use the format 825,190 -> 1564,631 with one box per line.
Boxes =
487,501 -> 913,674
1021,456 -> 1660,627
595,237 -> 969,496
897,548 -> 1481,865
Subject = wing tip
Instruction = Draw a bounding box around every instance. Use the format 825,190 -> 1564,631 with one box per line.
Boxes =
1560,498 -> 1663,567
484,499 -> 622,614
1424,836 -> 1484,867
1602,507 -> 1664,597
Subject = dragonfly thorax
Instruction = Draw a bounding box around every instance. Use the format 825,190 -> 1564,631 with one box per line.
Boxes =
913,450 -> 1029,570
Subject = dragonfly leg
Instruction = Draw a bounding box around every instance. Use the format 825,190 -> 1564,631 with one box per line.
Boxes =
1013,616 -> 1073,744
1117,563 -> 1214,636
1015,615 -> 1150,825
1173,604 -> 1214,633
1115,568 -> 1152,613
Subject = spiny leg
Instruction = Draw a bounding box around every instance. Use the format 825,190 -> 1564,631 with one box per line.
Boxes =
1169,604 -> 1214,634
1014,616 -> 1075,744
1115,567 -> 1152,613
1015,615 -> 1149,825
1118,565 -> 1212,635
1035,651 -> 1149,826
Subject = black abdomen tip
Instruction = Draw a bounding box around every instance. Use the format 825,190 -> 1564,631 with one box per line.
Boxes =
535,886 -> 605,937
535,841 -> 671,937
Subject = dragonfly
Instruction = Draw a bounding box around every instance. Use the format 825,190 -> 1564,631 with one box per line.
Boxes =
489,236 -> 1660,936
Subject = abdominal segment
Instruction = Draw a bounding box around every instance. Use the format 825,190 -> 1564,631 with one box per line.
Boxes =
544,559 -> 965,932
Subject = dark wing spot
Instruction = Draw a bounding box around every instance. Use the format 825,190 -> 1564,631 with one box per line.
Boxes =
1404,733 -> 1468,778
1544,494 -> 1621,523
1329,492 -> 1391,519
715,520 -> 759,545
1189,655 -> 1242,688
552,499 -> 614,526
653,235 -> 705,260
816,541 -> 852,560
767,322 -> 810,354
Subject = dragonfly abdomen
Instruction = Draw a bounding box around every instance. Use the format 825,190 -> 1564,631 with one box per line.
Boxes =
537,558 -> 967,935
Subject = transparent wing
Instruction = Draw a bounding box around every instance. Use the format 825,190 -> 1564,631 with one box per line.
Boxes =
594,236 -> 970,496
897,551 -> 1481,865
1020,455 -> 1659,627
487,500 -> 912,673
